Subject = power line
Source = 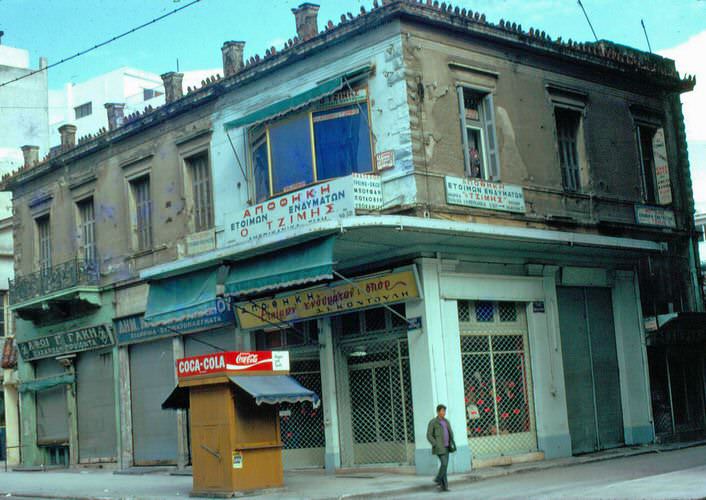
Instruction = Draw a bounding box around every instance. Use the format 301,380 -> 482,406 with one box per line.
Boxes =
0,0 -> 204,90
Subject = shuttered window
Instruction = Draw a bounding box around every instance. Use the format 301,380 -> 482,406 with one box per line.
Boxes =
36,215 -> 51,271
77,197 -> 96,262
187,153 -> 213,231
130,176 -> 152,251
458,87 -> 500,181
555,108 -> 582,192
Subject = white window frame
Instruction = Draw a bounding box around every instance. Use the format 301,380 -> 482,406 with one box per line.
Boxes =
76,196 -> 97,262
457,84 -> 500,181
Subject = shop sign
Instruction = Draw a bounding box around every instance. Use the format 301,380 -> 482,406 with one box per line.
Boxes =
376,150 -> 395,171
652,128 -> 672,205
17,324 -> 114,361
445,176 -> 526,213
114,298 -> 235,345
644,316 -> 658,332
185,229 -> 216,256
223,174 -> 384,247
236,269 -> 420,330
176,350 -> 290,378
634,205 -> 676,228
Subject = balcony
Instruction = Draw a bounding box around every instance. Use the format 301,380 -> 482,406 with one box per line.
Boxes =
9,259 -> 101,322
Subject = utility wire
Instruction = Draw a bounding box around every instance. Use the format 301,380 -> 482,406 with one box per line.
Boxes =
0,0 -> 204,90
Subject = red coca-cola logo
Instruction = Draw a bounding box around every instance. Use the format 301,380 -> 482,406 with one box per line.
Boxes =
235,353 -> 259,365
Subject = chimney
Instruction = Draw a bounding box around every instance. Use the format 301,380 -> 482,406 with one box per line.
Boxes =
105,103 -> 125,131
21,145 -> 39,167
161,72 -> 184,103
292,3 -> 320,41
221,41 -> 246,78
58,124 -> 77,150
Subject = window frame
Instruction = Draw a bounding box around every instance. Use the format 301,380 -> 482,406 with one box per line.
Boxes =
185,151 -> 214,232
74,102 -> 92,119
554,106 -> 583,193
128,175 -> 153,252
76,196 -> 97,263
636,123 -> 659,204
35,214 -> 52,272
457,85 -> 500,181
247,85 -> 375,201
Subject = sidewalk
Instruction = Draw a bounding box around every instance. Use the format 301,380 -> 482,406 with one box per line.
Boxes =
0,441 -> 704,500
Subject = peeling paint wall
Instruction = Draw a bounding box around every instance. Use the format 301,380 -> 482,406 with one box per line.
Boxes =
401,21 -> 685,230
210,21 -> 416,246
11,105 -> 215,283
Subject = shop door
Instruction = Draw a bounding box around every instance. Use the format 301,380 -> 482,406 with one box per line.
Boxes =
336,307 -> 414,466
457,301 -> 537,460
130,338 -> 178,465
77,350 -> 117,462
558,287 -> 624,454
35,359 -> 69,447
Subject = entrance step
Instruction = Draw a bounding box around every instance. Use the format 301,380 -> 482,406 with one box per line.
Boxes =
473,451 -> 545,468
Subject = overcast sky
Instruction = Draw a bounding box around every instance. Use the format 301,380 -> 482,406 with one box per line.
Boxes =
2,0 -> 704,208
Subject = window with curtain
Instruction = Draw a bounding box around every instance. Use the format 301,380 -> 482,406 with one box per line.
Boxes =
249,87 -> 373,199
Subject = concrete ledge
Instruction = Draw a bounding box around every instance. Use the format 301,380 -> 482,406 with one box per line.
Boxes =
473,451 -> 544,468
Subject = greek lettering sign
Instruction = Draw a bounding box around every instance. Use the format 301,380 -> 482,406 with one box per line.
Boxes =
236,269 -> 420,330
652,128 -> 672,206
114,298 -> 235,345
635,205 -> 676,228
353,174 -> 383,210
176,350 -> 290,378
445,176 -> 526,213
223,174 -> 384,246
17,324 -> 114,361
376,150 -> 395,171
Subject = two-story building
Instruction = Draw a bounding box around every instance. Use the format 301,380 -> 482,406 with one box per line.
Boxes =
2,1 -> 701,475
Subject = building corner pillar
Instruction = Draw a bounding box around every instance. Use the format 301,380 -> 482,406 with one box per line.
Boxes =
318,317 -> 340,473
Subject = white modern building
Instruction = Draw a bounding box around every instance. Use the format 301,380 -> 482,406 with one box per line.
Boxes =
49,67 -> 220,146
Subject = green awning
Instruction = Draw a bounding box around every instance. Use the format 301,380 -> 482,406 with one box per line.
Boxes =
19,373 -> 75,393
224,77 -> 344,130
224,236 -> 335,297
144,267 -> 225,326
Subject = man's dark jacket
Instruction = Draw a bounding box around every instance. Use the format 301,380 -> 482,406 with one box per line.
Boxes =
426,417 -> 457,456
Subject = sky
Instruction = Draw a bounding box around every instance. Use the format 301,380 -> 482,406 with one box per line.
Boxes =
1,0 -> 704,206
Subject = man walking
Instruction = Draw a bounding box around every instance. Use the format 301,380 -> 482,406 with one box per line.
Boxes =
427,404 -> 456,492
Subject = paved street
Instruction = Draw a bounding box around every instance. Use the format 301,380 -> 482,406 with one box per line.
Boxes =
402,445 -> 706,500
0,445 -> 704,499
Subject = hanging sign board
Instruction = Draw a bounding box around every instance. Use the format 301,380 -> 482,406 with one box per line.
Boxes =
235,269 -> 421,330
176,350 -> 290,378
445,176 -> 526,213
634,205 -> 676,228
17,324 -> 115,361
652,128 -> 672,206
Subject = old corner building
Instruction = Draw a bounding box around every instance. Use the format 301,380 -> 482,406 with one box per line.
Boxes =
1,1 -> 703,474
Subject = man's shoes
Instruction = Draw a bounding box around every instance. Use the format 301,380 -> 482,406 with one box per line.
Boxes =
433,478 -> 441,485
441,487 -> 450,492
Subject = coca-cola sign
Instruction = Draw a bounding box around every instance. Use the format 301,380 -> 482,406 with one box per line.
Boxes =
176,351 -> 290,378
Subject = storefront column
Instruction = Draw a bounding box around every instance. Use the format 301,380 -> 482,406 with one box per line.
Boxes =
318,317 -> 340,472
3,370 -> 20,466
18,359 -> 40,465
612,270 -> 654,445
66,362 -> 79,466
117,345 -> 133,469
173,336 -> 189,469
407,258 -> 471,475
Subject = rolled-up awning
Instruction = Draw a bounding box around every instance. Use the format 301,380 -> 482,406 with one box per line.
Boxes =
19,373 -> 75,393
224,236 -> 334,297
224,77 -> 343,130
161,375 -> 320,410
144,267 -> 225,326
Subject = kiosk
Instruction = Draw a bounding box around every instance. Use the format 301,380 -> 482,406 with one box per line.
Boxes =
162,350 -> 319,497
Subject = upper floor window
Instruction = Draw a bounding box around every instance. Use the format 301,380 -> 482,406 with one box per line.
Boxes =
143,88 -> 163,101
555,107 -> 583,192
77,197 -> 96,262
35,215 -> 51,271
249,88 -> 373,202
129,175 -> 152,251
636,124 -> 671,205
74,102 -> 92,119
186,152 -> 214,232
457,87 -> 499,180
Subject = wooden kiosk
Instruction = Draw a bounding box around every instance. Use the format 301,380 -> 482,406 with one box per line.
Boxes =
162,350 -> 319,497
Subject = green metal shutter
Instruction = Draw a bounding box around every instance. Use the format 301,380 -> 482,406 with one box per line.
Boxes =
558,287 -> 598,454
35,359 -> 69,445
558,287 -> 624,454
77,351 -> 117,462
130,338 -> 178,465
585,288 -> 624,449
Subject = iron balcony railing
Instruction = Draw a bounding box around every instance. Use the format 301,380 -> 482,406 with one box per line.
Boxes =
9,258 -> 100,305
